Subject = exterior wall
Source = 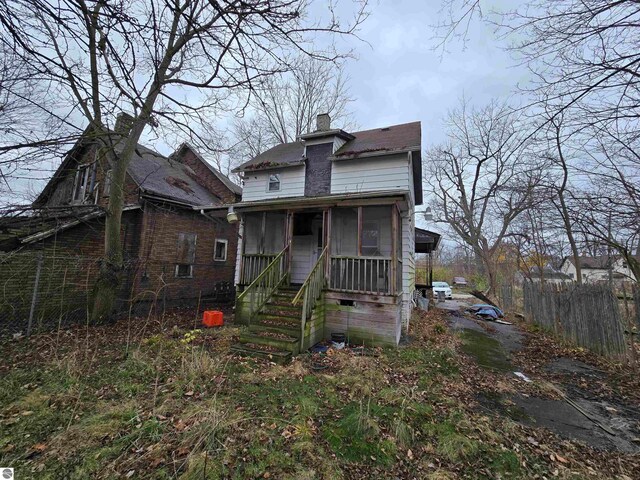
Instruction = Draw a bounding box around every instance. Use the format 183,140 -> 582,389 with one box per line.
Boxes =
135,203 -> 238,301
174,147 -> 240,204
41,145 -> 140,209
241,165 -> 306,201
330,153 -> 410,195
323,291 -> 402,346
401,208 -> 415,328
0,210 -> 144,332
561,259 -> 636,283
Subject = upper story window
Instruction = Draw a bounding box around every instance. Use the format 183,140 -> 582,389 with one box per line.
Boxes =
72,165 -> 91,203
103,169 -> 112,196
268,173 -> 281,192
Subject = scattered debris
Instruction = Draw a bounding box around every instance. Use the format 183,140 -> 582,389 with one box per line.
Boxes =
514,371 -> 532,382
466,304 -> 504,320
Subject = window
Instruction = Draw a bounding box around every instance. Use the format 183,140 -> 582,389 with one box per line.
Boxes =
72,165 -> 91,203
361,221 -> 380,256
176,233 -> 197,278
268,173 -> 281,192
103,169 -> 112,196
175,264 -> 193,278
214,239 -> 228,262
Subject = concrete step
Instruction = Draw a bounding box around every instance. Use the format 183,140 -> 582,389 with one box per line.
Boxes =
239,332 -> 300,354
230,344 -> 292,364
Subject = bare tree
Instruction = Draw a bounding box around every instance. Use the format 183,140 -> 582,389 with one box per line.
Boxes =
426,99 -> 542,296
0,0 -> 369,321
231,56 -> 356,165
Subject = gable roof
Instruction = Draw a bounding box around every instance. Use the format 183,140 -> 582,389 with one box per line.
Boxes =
120,142 -> 222,206
332,121 -> 421,159
529,266 -> 572,279
233,141 -> 306,172
562,255 -> 640,270
173,143 -> 242,196
34,131 -> 236,208
233,121 -> 421,172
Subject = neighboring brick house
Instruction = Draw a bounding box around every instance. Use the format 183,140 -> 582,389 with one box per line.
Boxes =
0,119 -> 241,318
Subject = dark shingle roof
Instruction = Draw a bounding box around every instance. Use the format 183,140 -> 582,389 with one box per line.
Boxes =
234,141 -> 305,172
333,121 -> 421,158
234,121 -> 421,172
121,142 -> 223,206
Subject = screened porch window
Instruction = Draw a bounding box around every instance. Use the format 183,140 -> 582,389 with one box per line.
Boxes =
329,206 -> 395,294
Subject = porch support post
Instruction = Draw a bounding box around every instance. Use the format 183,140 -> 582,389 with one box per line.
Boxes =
391,204 -> 398,295
357,206 -> 363,256
286,210 -> 294,281
325,208 -> 331,282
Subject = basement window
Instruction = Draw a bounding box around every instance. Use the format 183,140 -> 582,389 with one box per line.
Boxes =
268,173 -> 281,192
214,239 -> 228,262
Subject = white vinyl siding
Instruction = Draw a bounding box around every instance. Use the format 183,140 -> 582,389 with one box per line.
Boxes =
401,209 -> 415,328
330,153 -> 410,195
242,166 -> 305,201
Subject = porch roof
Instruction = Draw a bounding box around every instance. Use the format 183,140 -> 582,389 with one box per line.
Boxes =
217,190 -> 409,212
415,227 -> 441,254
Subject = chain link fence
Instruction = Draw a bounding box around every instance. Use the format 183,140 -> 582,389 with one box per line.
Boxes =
0,251 -> 235,337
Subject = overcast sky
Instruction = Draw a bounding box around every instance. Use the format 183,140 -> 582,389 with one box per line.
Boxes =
3,0 -> 529,206
341,0 -> 528,147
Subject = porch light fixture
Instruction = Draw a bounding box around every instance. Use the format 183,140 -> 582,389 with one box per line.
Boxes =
226,206 -> 238,223
418,207 -> 433,222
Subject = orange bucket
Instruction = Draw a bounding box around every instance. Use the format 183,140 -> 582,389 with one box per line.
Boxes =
203,310 -> 224,327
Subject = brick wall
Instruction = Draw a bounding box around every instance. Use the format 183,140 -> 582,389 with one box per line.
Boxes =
41,144 -> 140,208
134,202 -> 238,301
174,146 -> 240,204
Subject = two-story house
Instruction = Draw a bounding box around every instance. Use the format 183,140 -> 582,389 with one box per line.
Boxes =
218,114 -> 425,360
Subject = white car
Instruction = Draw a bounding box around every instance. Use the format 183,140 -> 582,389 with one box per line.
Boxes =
433,281 -> 453,299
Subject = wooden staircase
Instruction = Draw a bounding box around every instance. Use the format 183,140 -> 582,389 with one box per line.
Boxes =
231,286 -> 302,363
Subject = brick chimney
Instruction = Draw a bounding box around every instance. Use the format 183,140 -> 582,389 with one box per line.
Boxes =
316,113 -> 331,132
114,112 -> 135,135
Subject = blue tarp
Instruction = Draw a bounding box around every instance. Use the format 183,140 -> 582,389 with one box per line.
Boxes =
468,304 -> 504,319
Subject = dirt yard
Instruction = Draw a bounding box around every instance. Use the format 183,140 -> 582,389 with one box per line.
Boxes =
0,305 -> 638,479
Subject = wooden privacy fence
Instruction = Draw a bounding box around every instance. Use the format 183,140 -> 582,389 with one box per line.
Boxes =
523,282 -> 635,357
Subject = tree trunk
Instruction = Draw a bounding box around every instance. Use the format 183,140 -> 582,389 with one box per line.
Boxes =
89,119 -> 151,321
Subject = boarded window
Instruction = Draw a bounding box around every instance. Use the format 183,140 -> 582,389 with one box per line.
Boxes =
214,239 -> 228,261
268,173 -> 281,192
176,233 -> 197,264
